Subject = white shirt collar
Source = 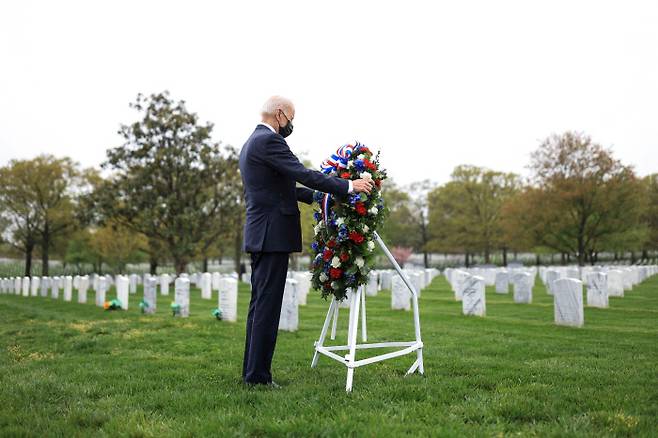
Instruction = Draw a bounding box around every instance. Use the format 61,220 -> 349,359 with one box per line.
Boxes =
259,122 -> 276,133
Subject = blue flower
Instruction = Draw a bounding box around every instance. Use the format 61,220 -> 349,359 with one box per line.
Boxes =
313,191 -> 325,203
311,242 -> 320,252
354,159 -> 366,171
313,211 -> 322,222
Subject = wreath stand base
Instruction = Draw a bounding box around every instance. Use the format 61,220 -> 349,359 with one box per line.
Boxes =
311,231 -> 424,392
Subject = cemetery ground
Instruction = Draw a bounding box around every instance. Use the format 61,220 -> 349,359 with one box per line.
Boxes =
1,276 -> 656,437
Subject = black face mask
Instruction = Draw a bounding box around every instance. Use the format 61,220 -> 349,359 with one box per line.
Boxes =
278,111 -> 294,138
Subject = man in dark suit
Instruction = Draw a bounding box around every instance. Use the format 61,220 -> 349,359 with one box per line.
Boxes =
239,96 -> 373,387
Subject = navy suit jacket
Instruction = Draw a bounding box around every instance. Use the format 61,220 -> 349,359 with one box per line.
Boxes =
239,125 -> 349,253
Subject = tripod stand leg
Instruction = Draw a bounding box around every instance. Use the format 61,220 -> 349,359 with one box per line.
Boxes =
345,287 -> 362,392
311,297 -> 336,368
330,303 -> 339,340
361,286 -> 367,342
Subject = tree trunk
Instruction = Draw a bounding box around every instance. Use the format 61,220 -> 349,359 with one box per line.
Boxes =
41,223 -> 50,276
175,258 -> 187,276
502,247 -> 507,267
149,259 -> 158,275
535,254 -> 540,266
642,249 -> 648,262
484,247 -> 490,264
24,242 -> 34,277
202,257 -> 209,272
561,252 -> 566,265
465,252 -> 470,268
423,250 -> 429,269
630,251 -> 636,265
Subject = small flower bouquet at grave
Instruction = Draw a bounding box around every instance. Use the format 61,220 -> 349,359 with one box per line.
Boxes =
103,299 -> 123,311
310,143 -> 387,301
139,299 -> 149,313
170,302 -> 181,316
211,308 -> 223,320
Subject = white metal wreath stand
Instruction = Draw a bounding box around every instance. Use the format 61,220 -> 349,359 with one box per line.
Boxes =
311,231 -> 424,392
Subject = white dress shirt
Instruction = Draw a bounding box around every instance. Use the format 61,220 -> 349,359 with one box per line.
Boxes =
258,123 -> 353,194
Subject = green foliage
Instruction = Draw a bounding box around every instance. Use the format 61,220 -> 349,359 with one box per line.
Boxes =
1,276 -> 657,435
91,91 -> 241,274
515,132 -> 648,265
427,165 -> 520,262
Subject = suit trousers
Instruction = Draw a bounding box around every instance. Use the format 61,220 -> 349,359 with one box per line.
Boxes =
242,252 -> 289,384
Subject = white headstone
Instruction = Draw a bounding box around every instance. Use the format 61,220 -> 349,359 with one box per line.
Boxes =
366,271 -> 379,297
96,276 -> 108,307
174,277 -> 190,317
51,276 -> 61,299
494,271 -> 509,294
77,276 -> 89,304
31,276 -> 40,297
391,275 -> 411,310
22,277 -> 30,297
219,277 -> 238,322
544,269 -> 560,295
586,272 -> 608,308
211,272 -> 222,291
40,276 -> 49,297
63,276 -> 73,302
380,271 -> 393,290
116,275 -> 129,310
200,272 -> 212,300
160,273 -> 172,296
606,270 -> 624,297
142,276 -> 157,314
462,275 -> 486,317
452,269 -> 470,301
512,272 -> 533,304
553,278 -> 584,327
292,272 -> 311,305
129,274 -> 139,294
278,278 -> 298,331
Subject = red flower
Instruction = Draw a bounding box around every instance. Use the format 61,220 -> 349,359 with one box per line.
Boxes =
340,252 -> 350,262
359,147 -> 371,154
324,281 -> 332,290
330,268 -> 343,279
363,159 -> 377,170
322,248 -> 334,262
374,179 -> 381,188
355,202 -> 367,216
340,172 -> 351,179
349,231 -> 365,244
327,239 -> 336,248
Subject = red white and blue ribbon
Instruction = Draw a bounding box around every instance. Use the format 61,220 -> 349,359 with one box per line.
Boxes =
320,143 -> 357,174
319,143 -> 360,225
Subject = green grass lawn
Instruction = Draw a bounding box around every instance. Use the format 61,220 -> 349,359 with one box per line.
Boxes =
1,274 -> 657,437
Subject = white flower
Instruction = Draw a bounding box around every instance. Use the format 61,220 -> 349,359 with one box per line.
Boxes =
362,224 -> 369,233
331,281 -> 339,290
319,272 -> 328,282
367,241 -> 375,251
369,206 -> 379,215
314,223 -> 323,235
357,154 -> 365,159
331,256 -> 341,268
359,171 -> 372,180
347,161 -> 354,169
336,217 -> 345,226
355,256 -> 365,269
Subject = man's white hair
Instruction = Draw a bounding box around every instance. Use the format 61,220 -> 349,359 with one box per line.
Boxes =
261,95 -> 294,116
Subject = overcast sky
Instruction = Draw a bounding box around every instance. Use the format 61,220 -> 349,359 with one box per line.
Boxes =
1,0 -> 656,186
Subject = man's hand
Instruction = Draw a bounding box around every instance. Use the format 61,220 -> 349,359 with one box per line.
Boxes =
352,178 -> 374,194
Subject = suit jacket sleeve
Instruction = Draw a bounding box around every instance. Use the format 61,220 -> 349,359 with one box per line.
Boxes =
296,187 -> 315,204
264,136 -> 349,196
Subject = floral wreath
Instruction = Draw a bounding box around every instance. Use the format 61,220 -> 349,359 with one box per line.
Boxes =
310,142 -> 387,301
